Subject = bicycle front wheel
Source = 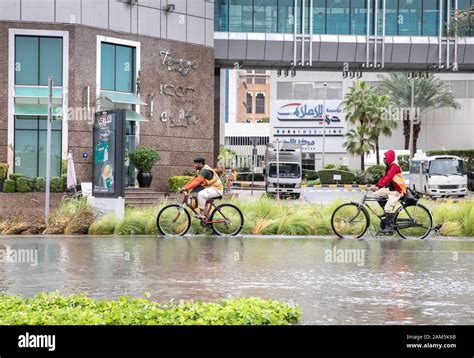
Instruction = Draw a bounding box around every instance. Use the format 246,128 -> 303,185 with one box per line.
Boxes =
395,204 -> 433,240
156,204 -> 191,236
210,204 -> 244,236
331,203 -> 370,239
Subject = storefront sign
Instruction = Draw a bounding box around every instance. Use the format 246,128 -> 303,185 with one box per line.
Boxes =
160,84 -> 195,102
160,51 -> 198,76
92,110 -> 125,198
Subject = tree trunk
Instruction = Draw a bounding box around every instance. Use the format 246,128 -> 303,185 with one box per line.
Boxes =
412,120 -> 422,155
361,155 -> 365,171
403,110 -> 410,150
375,138 -> 380,165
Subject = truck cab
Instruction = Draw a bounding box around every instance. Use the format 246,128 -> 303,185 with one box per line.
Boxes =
265,143 -> 302,199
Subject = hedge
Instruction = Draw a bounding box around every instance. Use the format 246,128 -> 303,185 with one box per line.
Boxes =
318,170 -> 355,184
50,177 -> 64,193
303,169 -> 318,180
168,176 -> 194,193
16,177 -> 34,193
357,165 -> 386,185
3,179 -> 15,193
8,173 -> 24,182
236,173 -> 264,181
0,293 -> 301,325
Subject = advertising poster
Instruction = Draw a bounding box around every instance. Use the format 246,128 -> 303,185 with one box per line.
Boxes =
92,110 -> 125,198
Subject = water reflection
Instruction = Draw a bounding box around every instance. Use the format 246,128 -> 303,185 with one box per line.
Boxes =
0,236 -> 472,324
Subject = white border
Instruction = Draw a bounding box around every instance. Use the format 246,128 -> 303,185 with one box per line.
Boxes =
96,36 -> 141,145
8,28 -> 69,174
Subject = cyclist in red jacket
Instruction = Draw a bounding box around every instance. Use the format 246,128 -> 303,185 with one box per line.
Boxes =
371,149 -> 407,234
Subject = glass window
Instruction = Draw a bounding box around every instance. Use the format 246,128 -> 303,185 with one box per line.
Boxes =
294,83 -> 311,99
255,77 -> 266,84
215,0 -> 229,31
229,0 -> 253,32
327,0 -> 350,34
313,0 -> 326,34
254,0 -> 277,33
15,36 -> 39,85
115,45 -> 134,92
310,82 -> 325,99
351,0 -> 367,35
385,0 -> 398,35
15,36 -> 63,86
39,37 -> 62,86
458,0 -> 472,10
101,43 -> 115,91
255,92 -> 265,114
14,116 -> 62,177
399,0 -> 422,35
327,82 -> 342,100
277,82 -> 293,99
423,0 -> 439,36
101,43 -> 135,93
278,0 -> 295,33
246,92 -> 253,113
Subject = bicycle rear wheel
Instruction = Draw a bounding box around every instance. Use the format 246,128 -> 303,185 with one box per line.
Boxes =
210,203 -> 244,236
331,203 -> 370,239
156,204 -> 191,236
395,204 -> 432,240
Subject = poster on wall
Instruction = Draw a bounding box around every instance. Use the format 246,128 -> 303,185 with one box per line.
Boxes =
270,100 -> 347,153
92,110 -> 125,198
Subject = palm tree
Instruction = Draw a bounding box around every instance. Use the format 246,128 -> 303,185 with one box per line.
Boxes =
447,5 -> 474,37
379,73 -> 460,154
368,93 -> 398,165
343,125 -> 376,170
342,80 -> 373,126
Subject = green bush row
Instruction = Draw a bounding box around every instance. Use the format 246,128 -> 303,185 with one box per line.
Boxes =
2,174 -> 67,193
235,173 -> 264,182
356,165 -> 386,185
0,163 -> 8,180
302,169 -> 318,180
0,292 -> 301,325
318,170 -> 356,184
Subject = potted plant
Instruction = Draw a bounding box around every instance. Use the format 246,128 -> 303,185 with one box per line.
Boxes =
0,163 -> 8,192
129,147 -> 161,188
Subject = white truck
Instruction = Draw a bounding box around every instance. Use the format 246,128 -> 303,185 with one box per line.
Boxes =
264,142 -> 302,199
409,152 -> 468,197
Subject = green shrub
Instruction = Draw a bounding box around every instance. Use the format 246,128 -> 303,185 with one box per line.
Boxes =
50,177 -> 63,192
0,163 -> 8,179
303,170 -> 318,180
323,164 -> 336,169
3,179 -> 15,193
0,292 -> 301,325
236,173 -> 264,181
16,177 -> 34,193
36,177 -> 46,192
89,215 -> 118,235
129,147 -> 161,172
336,165 -> 350,172
168,176 -> 193,193
8,173 -> 24,182
61,174 -> 67,191
44,198 -> 94,235
318,170 -> 355,184
357,165 -> 386,185
61,159 -> 67,175
114,210 -> 148,235
397,154 -> 410,172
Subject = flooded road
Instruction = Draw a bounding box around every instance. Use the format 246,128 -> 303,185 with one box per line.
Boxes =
0,236 -> 472,324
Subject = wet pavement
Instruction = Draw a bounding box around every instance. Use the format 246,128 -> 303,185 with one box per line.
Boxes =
0,235 -> 472,325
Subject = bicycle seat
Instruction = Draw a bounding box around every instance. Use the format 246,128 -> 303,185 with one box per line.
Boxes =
206,196 -> 222,202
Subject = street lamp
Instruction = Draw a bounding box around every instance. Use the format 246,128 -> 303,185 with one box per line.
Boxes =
322,82 -> 327,168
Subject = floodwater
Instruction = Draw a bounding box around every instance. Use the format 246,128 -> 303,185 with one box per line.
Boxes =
0,235 -> 472,325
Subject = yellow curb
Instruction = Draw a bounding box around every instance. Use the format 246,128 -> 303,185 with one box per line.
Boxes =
328,184 -> 337,188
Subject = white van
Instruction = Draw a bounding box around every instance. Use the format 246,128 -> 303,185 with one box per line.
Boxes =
409,152 -> 468,197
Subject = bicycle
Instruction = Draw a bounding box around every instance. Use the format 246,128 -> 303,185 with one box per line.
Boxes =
156,192 -> 244,236
331,187 -> 435,240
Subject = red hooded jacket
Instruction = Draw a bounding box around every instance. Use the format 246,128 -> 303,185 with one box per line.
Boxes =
376,150 -> 403,192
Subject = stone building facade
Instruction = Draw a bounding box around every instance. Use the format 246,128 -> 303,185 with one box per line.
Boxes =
0,0 -> 216,192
